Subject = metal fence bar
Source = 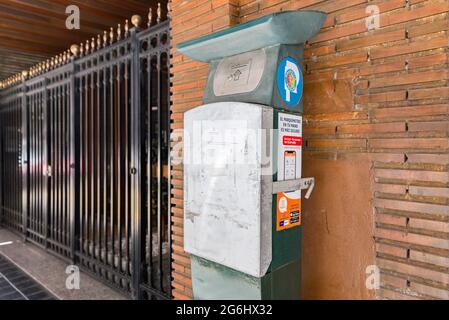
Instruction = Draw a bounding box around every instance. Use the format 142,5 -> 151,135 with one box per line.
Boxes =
0,108 -> 2,227
101,60 -> 107,268
50,86 -> 55,248
42,79 -> 48,248
130,25 -> 142,300
145,50 -> 153,292
95,58 -> 101,268
70,61 -> 77,263
124,57 -> 131,279
21,81 -> 27,238
30,92 -> 35,241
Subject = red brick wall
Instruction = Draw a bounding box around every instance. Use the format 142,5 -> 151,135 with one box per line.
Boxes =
170,0 -> 449,300
170,0 -> 239,300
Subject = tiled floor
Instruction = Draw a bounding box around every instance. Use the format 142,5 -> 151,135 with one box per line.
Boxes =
0,254 -> 56,300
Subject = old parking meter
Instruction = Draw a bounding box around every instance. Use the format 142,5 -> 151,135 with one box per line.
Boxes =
177,10 -> 326,300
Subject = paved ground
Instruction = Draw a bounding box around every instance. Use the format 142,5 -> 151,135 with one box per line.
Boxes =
0,227 -> 127,300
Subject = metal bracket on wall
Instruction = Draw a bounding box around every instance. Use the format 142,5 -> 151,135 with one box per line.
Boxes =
272,177 -> 315,199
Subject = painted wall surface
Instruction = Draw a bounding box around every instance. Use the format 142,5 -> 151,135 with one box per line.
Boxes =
301,156 -> 375,300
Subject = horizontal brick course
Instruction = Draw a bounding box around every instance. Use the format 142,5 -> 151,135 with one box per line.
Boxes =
375,198 -> 449,217
376,213 -> 408,227
338,122 -> 406,134
378,258 -> 449,285
409,218 -> 449,233
376,243 -> 408,258
369,138 -> 449,150
380,272 -> 408,288
374,168 -> 449,184
410,250 -> 449,268
379,288 -> 421,300
410,282 -> 449,299
375,227 -> 449,250
370,35 -> 448,60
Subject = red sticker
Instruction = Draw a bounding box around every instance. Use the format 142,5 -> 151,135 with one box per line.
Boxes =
283,136 -> 302,146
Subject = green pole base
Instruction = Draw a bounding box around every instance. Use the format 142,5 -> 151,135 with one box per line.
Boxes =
191,255 -> 301,300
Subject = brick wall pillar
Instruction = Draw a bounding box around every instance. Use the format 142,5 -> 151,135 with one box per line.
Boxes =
170,0 -> 239,300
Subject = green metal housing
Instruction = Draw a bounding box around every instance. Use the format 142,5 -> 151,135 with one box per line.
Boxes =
203,44 -> 306,112
178,9 -> 326,300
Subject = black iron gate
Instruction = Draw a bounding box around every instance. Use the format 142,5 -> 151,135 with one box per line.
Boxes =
0,18 -> 171,300
0,86 -> 22,234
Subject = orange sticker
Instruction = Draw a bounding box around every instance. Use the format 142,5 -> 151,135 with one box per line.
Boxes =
276,191 -> 301,231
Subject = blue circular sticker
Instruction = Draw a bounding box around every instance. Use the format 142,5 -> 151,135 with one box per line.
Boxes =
276,57 -> 303,107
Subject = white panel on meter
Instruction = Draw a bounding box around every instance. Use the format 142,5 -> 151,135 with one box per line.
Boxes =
184,102 -> 273,278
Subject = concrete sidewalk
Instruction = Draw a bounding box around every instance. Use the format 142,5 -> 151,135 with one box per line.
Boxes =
0,227 -> 127,300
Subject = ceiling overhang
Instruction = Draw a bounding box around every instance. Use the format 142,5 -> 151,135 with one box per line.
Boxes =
0,0 -> 165,81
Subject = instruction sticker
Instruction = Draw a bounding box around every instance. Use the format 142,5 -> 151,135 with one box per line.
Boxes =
277,113 -> 302,181
276,190 -> 301,231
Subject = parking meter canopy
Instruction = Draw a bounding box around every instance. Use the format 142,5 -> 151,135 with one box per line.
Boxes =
177,10 -> 326,62
177,10 -> 326,112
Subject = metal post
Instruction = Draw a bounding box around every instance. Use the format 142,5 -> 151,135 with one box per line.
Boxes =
21,78 -> 28,240
130,15 -> 143,300
0,99 -> 3,226
166,36 -> 172,300
42,78 -> 48,248
69,59 -> 78,263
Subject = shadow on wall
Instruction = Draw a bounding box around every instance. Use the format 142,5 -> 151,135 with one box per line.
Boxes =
301,155 -> 376,300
